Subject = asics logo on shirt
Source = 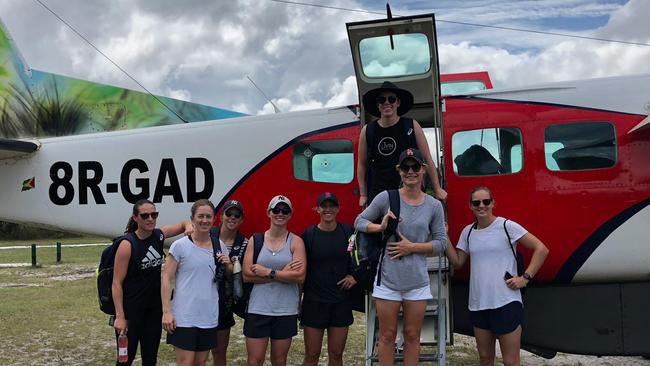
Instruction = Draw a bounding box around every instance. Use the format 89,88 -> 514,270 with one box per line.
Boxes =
141,246 -> 163,269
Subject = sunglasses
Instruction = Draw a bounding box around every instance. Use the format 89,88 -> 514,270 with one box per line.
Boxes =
139,212 -> 159,220
470,199 -> 493,207
398,163 -> 422,173
376,95 -> 398,104
225,211 -> 242,219
270,207 -> 291,215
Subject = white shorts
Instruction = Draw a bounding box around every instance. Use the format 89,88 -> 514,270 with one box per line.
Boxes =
372,283 -> 433,302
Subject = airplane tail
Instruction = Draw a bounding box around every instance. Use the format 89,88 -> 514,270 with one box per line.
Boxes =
0,19 -> 245,140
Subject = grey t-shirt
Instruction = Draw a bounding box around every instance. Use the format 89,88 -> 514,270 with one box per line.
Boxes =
355,190 -> 447,291
247,234 -> 300,316
169,236 -> 219,328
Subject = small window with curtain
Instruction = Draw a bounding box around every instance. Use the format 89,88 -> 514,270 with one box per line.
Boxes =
293,139 -> 354,183
452,128 -> 523,176
544,122 -> 616,171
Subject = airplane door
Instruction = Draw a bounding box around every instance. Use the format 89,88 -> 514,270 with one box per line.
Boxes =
346,14 -> 442,130
347,14 -> 451,364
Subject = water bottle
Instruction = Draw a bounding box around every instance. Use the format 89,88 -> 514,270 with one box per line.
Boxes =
232,256 -> 243,300
117,333 -> 128,363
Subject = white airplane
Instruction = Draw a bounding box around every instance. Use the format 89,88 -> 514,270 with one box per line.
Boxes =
1,10 -> 649,359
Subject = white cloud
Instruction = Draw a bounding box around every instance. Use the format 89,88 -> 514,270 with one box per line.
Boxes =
0,0 -> 648,115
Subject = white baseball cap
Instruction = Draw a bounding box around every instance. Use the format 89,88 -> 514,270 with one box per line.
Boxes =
268,195 -> 293,211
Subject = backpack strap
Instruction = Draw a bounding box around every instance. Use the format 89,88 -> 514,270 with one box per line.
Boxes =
303,225 -> 317,256
252,233 -> 264,264
114,232 -> 141,279
466,221 -> 478,249
384,189 -> 401,240
504,219 -> 517,261
375,190 -> 401,286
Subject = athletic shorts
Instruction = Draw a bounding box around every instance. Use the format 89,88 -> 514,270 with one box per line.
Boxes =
300,299 -> 354,329
372,283 -> 433,302
166,326 -> 218,351
216,308 -> 236,331
469,301 -> 523,335
243,314 -> 298,340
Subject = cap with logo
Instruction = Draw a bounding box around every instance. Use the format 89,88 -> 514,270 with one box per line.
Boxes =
222,199 -> 244,214
398,148 -> 424,165
317,192 -> 339,207
268,195 -> 293,211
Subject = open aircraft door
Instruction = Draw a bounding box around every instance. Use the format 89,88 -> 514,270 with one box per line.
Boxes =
347,12 -> 451,365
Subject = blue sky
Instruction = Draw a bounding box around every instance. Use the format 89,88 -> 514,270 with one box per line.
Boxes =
0,0 -> 648,114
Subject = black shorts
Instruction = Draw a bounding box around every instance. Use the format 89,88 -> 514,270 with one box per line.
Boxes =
300,299 -> 354,329
243,314 -> 298,340
166,326 -> 218,351
217,308 -> 236,331
469,301 -> 523,335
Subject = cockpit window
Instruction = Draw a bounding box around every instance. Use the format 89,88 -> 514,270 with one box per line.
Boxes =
359,33 -> 431,78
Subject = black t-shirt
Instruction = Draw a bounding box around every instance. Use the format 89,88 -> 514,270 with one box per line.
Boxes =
367,117 -> 415,201
122,229 -> 165,317
303,224 -> 352,303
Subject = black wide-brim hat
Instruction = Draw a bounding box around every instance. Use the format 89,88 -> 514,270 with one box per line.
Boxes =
362,81 -> 414,118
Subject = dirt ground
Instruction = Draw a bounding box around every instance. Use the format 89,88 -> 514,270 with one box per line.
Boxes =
452,334 -> 650,365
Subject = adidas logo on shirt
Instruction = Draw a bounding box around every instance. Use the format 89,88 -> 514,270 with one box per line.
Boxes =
141,246 -> 163,269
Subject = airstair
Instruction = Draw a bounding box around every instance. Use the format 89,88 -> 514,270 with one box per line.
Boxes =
364,252 -> 452,365
346,8 -> 450,364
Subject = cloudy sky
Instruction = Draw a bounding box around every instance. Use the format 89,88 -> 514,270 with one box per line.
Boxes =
0,0 -> 648,115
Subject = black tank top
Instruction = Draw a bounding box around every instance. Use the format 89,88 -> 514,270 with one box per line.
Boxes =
368,117 -> 415,200
122,229 -> 165,317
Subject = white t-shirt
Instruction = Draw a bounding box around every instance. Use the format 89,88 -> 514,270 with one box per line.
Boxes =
457,217 -> 527,311
169,236 -> 219,328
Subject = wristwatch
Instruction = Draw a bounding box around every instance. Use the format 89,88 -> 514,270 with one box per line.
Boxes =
522,272 -> 533,281
269,269 -> 277,279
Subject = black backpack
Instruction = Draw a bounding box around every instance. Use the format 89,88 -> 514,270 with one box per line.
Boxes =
231,233 -> 264,319
96,233 -> 137,315
209,227 -> 247,316
350,189 -> 401,292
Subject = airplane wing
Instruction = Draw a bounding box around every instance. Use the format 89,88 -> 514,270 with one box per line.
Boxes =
0,138 -> 39,160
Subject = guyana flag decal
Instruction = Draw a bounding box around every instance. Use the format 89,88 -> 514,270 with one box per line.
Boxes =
22,177 -> 35,191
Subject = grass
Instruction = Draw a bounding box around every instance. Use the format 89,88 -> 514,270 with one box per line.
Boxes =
2,238 -> 642,365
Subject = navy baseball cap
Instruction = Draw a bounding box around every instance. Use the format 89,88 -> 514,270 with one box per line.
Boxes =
317,192 -> 339,207
398,148 -> 424,165
222,200 -> 244,214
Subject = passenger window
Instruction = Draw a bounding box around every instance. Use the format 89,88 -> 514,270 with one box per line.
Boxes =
293,140 -> 354,183
452,128 -> 523,176
441,81 -> 487,95
359,33 -> 431,78
544,122 -> 616,171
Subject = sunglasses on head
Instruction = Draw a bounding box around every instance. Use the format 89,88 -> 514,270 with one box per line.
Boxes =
376,95 -> 397,104
271,207 -> 291,215
470,199 -> 493,207
398,163 -> 422,173
225,210 -> 242,219
139,212 -> 159,220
